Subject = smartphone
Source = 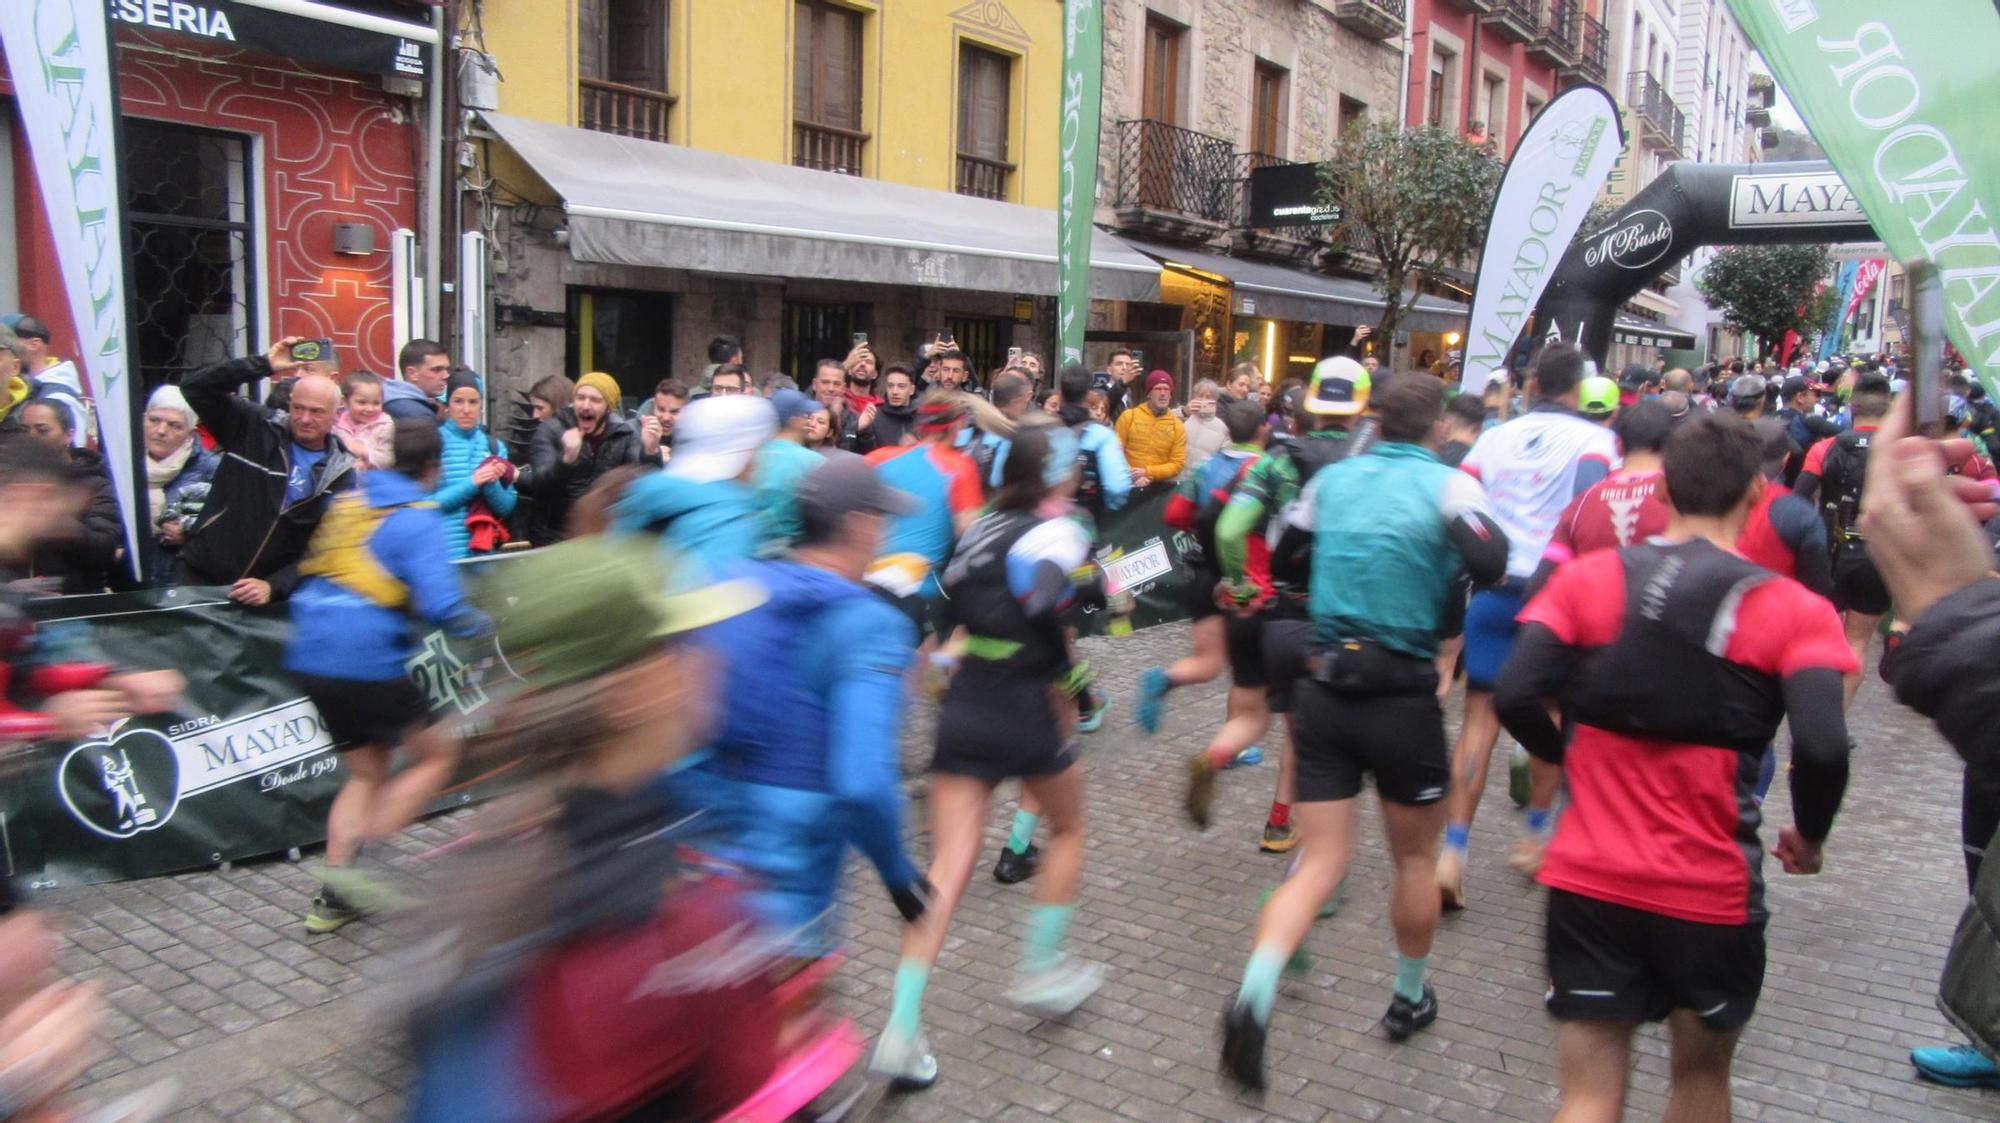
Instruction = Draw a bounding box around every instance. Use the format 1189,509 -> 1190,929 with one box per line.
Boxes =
852,332 -> 868,348
1907,257 -> 1944,433
289,339 -> 335,365
1131,350 -> 1146,369
1007,346 -> 1022,367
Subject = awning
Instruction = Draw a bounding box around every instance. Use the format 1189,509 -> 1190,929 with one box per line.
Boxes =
481,113 -> 1160,302
1612,315 -> 1697,350
1117,238 -> 1469,333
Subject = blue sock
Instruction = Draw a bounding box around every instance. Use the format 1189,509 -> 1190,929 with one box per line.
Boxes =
1237,946 -> 1289,1023
1752,746 -> 1778,806
1006,810 -> 1039,854
1025,903 -> 1075,973
1445,823 -> 1471,853
1394,954 -> 1429,1003
1524,807 -> 1551,835
887,958 -> 929,1039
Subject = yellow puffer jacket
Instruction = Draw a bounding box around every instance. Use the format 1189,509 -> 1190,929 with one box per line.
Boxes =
1114,404 -> 1187,482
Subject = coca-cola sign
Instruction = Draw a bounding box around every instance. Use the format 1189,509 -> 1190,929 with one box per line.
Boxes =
1582,209 -> 1675,270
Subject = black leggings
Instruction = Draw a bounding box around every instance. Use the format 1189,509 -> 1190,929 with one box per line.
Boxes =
1965,764 -> 2000,889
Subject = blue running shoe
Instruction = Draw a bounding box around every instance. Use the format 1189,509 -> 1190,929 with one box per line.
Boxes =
1136,668 -> 1169,735
1912,1044 -> 2000,1088
1078,693 -> 1109,734
1228,745 -> 1264,769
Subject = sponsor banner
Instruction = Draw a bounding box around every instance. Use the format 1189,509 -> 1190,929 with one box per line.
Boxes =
1246,162 -> 1342,228
105,0 -> 432,79
15,567 -> 515,888
1463,86 -> 1625,395
1057,0 -> 1103,366
0,1 -> 142,579
1819,260 -> 1860,361
1068,483 -> 1198,636
1727,169 -> 1868,228
1727,0 -> 2000,389
1845,258 -> 1886,324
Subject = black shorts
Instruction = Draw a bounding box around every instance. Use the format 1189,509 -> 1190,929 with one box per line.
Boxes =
931,662 -> 1075,781
1225,612 -> 1269,689
1292,678 -> 1448,805
1439,572 -> 1472,641
296,673 -> 429,750
1544,889 -> 1766,1032
1259,617 -> 1312,715
1185,564 -> 1224,621
1830,547 -> 1889,616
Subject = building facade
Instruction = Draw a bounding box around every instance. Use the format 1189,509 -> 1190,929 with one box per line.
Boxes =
0,3 -> 437,400
1405,0 -> 1614,159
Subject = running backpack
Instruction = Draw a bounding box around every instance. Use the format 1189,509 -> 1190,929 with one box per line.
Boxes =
1818,429 -> 1872,544
1071,421 -> 1103,506
1164,450 -> 1258,562
1266,426 -> 1364,590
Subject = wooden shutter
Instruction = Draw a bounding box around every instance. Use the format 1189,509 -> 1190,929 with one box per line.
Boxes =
607,0 -> 666,90
822,4 -> 862,130
958,46 -> 1010,161
1252,63 -> 1285,158
1142,18 -> 1180,124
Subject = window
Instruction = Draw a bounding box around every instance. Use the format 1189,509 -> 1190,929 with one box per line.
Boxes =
1142,15 -> 1184,124
124,121 -> 255,392
566,288 -> 673,405
1525,93 -> 1547,127
794,0 -> 866,174
957,44 -> 1012,200
1338,95 -> 1367,136
782,301 -> 870,384
1250,62 -> 1287,158
1427,49 -> 1455,128
580,0 -> 672,141
1481,74 -> 1504,133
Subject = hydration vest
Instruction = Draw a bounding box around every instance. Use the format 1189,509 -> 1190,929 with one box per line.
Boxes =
1818,429 -> 1872,543
1267,427 -> 1361,591
1566,540 -> 1785,755
1071,422 -> 1102,507
943,509 -> 1065,674
298,493 -> 429,609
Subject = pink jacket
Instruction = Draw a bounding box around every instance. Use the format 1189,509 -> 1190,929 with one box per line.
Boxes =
333,411 -> 395,470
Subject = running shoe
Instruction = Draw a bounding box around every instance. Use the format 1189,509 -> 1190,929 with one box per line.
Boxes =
1259,822 -> 1297,853
1005,958 -> 1103,1018
868,1030 -> 938,1091
1912,1044 -> 2000,1088
1436,850 -> 1466,911
1184,754 -> 1217,829
1136,667 -> 1170,735
1508,834 -> 1546,877
319,862 -> 423,916
1381,983 -> 1438,1041
304,890 -> 362,935
992,843 -> 1040,885
1219,1001 -> 1268,1091
1229,746 -> 1264,769
1077,692 -> 1109,734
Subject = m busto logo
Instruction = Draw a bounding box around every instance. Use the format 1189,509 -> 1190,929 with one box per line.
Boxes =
1582,209 -> 1675,271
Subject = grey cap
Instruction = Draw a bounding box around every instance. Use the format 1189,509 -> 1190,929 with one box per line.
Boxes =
796,450 -> 917,530
1728,373 -> 1768,402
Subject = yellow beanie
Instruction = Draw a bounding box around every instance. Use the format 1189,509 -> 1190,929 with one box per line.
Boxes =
576,371 -> 622,411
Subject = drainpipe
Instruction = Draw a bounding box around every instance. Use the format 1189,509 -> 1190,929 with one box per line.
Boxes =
1464,10 -> 1481,137
1396,3 -> 1413,125
422,0 -> 446,339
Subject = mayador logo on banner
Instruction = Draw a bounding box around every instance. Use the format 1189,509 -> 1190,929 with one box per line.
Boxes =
1461,85 -> 1625,394
1583,210 -> 1676,270
1728,170 -> 1865,227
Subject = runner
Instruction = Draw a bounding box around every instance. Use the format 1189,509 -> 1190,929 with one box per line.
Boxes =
1494,411 -> 1854,1122
284,420 -> 491,933
1510,399 -> 1676,874
1792,370 -> 1891,709
871,419 -> 1106,1091
1197,363 -> 1368,843
1133,395 -> 1258,744
864,391 -> 988,640
1577,376 -> 1620,426
1437,343 -> 1616,909
1220,375 -> 1508,1090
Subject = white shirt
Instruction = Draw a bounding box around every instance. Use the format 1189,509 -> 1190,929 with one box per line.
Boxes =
1461,408 -> 1619,579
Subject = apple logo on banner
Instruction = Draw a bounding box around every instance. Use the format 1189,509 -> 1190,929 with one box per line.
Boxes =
57,725 -> 181,840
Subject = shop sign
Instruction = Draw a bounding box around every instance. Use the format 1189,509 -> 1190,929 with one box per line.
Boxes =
1247,162 -> 1341,228
106,0 -> 431,80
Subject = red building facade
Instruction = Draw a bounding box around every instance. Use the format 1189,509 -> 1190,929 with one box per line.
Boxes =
1404,0 -> 1611,159
0,3 -> 433,399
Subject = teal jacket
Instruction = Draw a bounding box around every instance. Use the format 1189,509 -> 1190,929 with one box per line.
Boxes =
432,422 -> 516,560
612,471 -> 762,579
1308,441 -> 1507,658
751,438 -> 824,555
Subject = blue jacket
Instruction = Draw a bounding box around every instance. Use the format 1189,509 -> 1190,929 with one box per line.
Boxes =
750,438 -> 823,555
381,378 -> 441,423
683,561 -> 919,949
144,445 -> 219,586
283,470 -> 491,682
612,471 -> 762,579
1079,421 -> 1132,510
432,422 -> 517,559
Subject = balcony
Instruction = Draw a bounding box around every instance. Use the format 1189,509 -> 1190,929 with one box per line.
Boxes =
955,153 -> 1013,202
1745,106 -> 1771,127
1482,0 -> 1538,43
579,77 -> 674,144
1331,0 -> 1405,41
1628,73 -> 1686,156
1528,0 -> 1578,67
1112,118 -> 1238,241
1438,0 -> 1494,11
1560,12 -> 1609,85
793,120 -> 868,176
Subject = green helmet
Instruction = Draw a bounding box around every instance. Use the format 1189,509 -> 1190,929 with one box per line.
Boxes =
1578,376 -> 1619,417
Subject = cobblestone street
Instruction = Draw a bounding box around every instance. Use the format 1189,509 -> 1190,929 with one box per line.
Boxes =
48,621 -> 2000,1121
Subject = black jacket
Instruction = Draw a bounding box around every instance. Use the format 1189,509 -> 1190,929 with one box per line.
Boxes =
870,400 -> 919,449
177,355 -> 357,596
27,448 -> 122,593
524,407 -> 644,544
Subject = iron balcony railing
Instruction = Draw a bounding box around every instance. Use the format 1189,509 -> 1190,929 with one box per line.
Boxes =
1629,73 -> 1686,154
579,77 -> 674,144
793,120 -> 869,176
1532,0 -> 1578,63
1484,0 -> 1539,42
1113,118 -> 1238,225
1576,13 -> 1609,83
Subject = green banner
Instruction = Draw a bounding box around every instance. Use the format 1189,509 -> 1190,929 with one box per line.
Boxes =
1069,483 -> 1197,635
1727,1 -> 2000,374
11,562 -> 521,888
1057,0 -> 1104,366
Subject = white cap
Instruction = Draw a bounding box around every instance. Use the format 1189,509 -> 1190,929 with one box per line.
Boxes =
665,395 -> 778,482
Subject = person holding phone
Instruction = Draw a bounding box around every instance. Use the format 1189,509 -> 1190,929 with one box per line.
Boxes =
845,338 -> 882,415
